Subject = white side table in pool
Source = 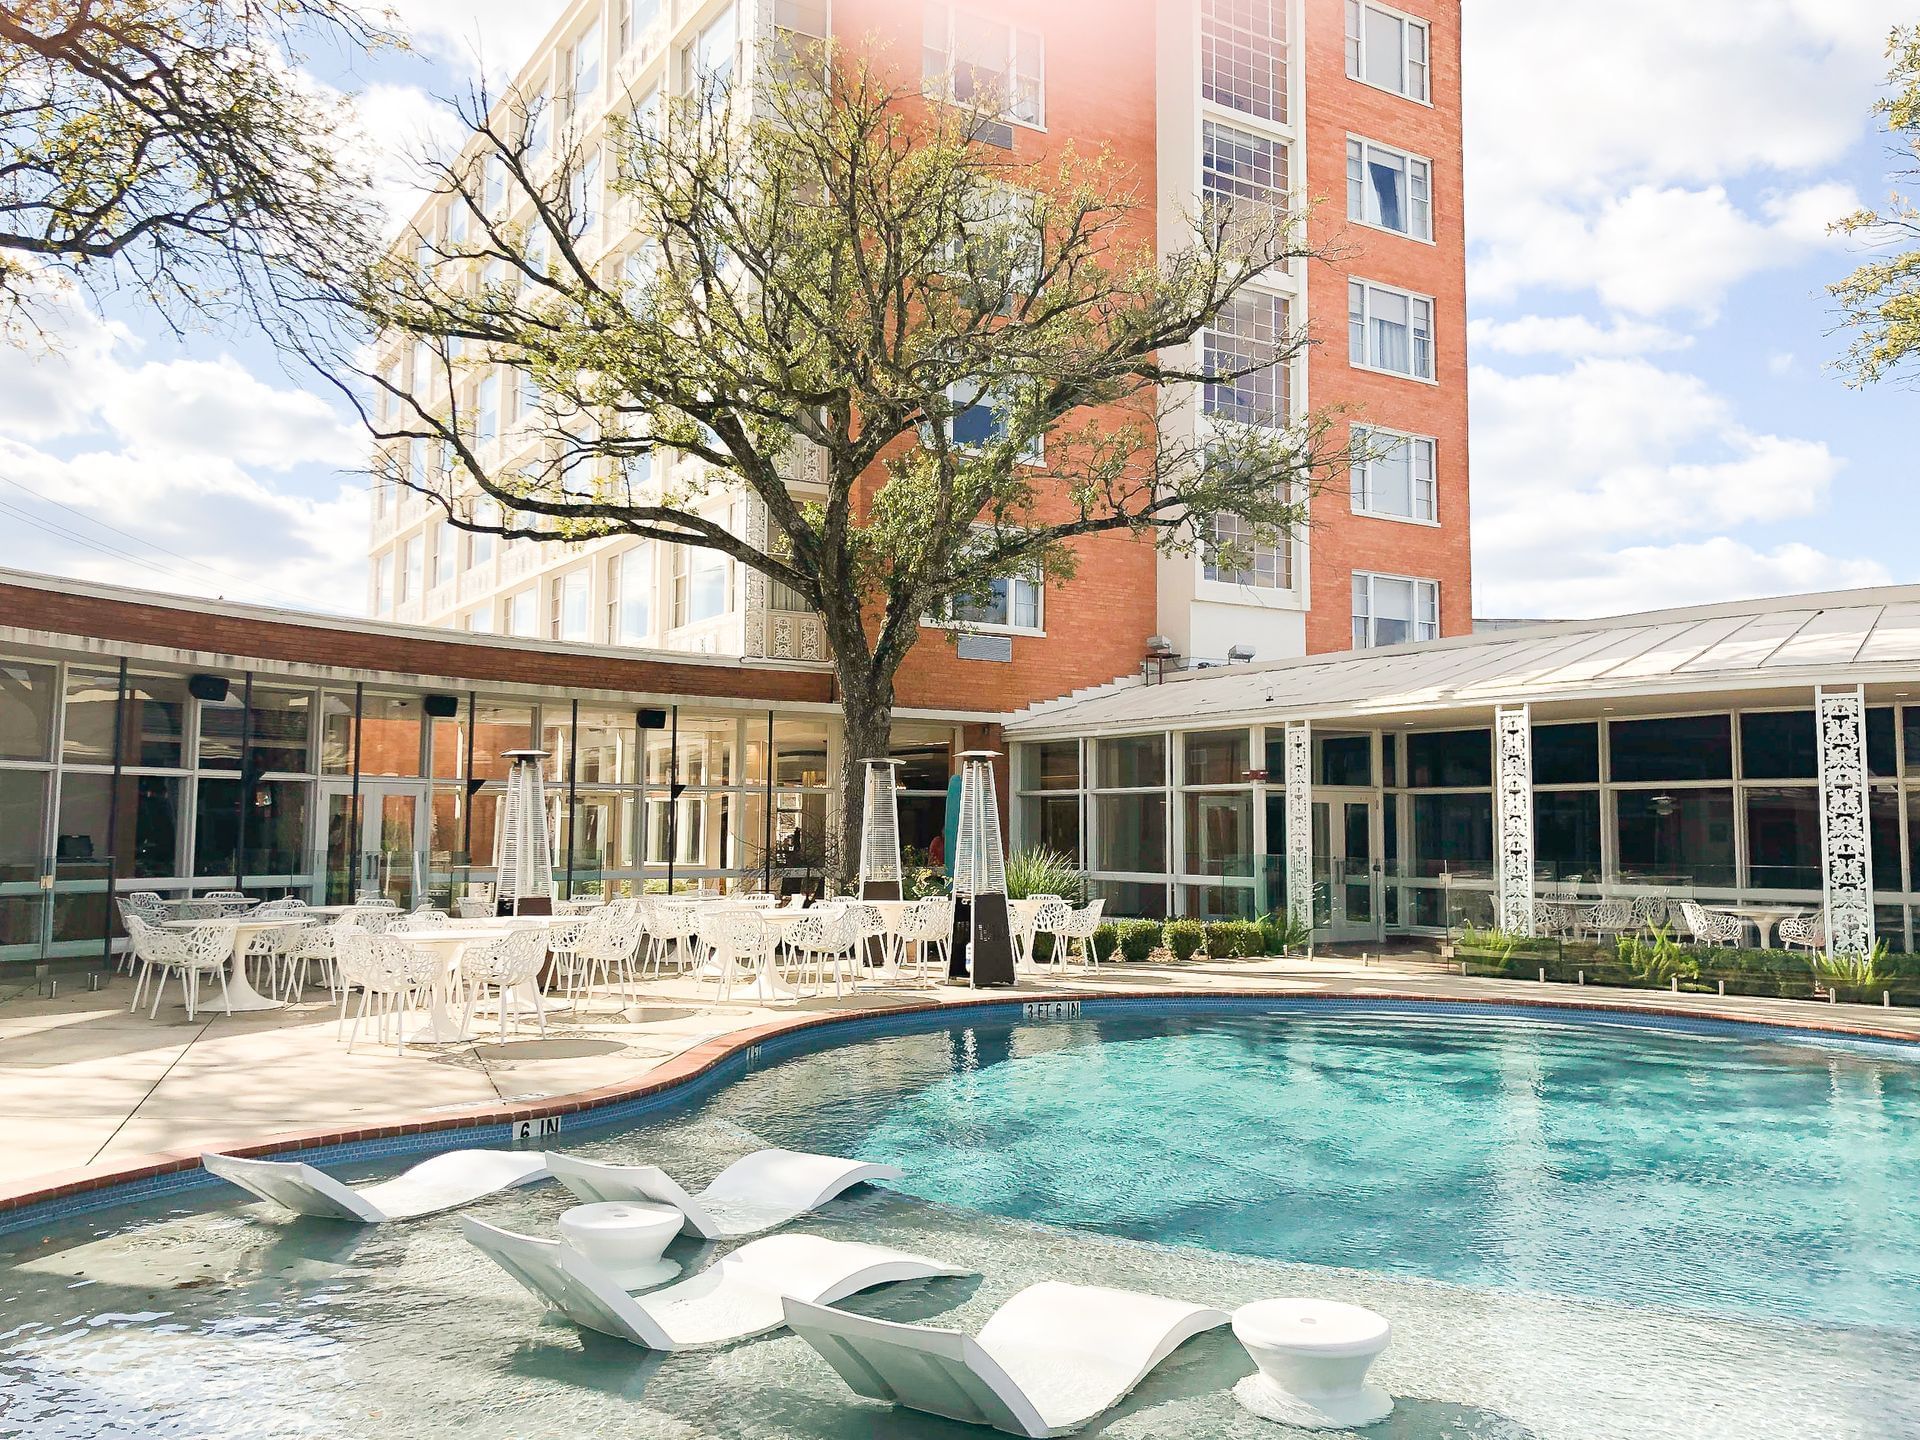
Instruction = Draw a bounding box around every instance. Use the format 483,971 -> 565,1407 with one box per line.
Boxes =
1232,1298 -> 1394,1430
161,918 -> 301,1012
557,1200 -> 682,1288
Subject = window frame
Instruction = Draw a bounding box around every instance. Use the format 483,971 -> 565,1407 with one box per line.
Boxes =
1345,133 -> 1433,243
1349,424 -> 1438,526
1344,0 -> 1432,105
922,4 -> 1047,131
1351,570 -> 1439,649
1348,277 -> 1436,383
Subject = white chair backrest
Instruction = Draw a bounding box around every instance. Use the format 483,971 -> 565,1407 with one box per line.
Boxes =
1060,899 -> 1104,937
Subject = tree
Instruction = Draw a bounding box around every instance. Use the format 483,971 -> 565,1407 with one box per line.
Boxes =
1831,25 -> 1920,386
0,0 -> 393,336
318,42 -> 1343,885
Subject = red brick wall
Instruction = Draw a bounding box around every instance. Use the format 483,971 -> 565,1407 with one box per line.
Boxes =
835,0 -> 1165,715
1300,0 -> 1472,653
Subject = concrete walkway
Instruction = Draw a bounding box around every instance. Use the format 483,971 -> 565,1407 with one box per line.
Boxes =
4,951 -> 1918,1194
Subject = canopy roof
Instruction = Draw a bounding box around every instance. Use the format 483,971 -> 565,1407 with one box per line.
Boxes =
1006,586 -> 1920,739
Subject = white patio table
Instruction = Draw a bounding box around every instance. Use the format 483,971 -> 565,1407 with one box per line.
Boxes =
1008,897 -> 1050,967
388,924 -> 505,1042
161,916 -> 313,1012
1720,904 -> 1814,950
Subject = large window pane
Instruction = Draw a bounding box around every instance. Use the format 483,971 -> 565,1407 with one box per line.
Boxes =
1409,792 -> 1491,879
1609,715 -> 1731,782
0,769 -> 46,882
1744,786 -> 1820,891
1182,791 -> 1252,877
1091,878 -> 1167,920
0,661 -> 55,761
1097,734 -> 1165,789
1019,741 -> 1079,792
1533,723 -> 1598,786
1315,732 -> 1372,787
774,718 -> 831,788
62,669 -> 121,765
1739,711 -> 1817,780
329,693 -> 424,777
1184,730 -> 1249,786
56,773 -> 183,879
1615,788 -> 1735,887
192,778 -> 309,878
200,688 -> 312,774
1024,794 -> 1079,859
1405,729 -> 1491,788
1534,789 -> 1600,883
1096,793 -> 1166,873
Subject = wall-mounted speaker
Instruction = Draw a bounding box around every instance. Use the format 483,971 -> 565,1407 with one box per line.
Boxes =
423,694 -> 460,718
637,707 -> 668,729
187,674 -> 229,704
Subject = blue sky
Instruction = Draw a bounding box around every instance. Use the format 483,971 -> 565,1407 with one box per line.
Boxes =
0,0 -> 1912,621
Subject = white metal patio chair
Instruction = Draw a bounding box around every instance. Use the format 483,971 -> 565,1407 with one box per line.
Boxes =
1678,900 -> 1746,948
128,916 -> 232,1020
1578,897 -> 1634,941
897,896 -> 954,983
458,927 -> 549,1041
1777,911 -> 1826,952
283,919 -> 351,1001
785,903 -> 861,997
1047,899 -> 1106,970
1012,894 -> 1062,967
707,909 -> 772,1004
342,932 -> 437,1055
353,891 -> 398,908
1024,900 -> 1072,972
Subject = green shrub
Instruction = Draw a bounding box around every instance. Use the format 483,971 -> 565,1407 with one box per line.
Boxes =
1617,929 -> 1699,986
1258,910 -> 1311,955
1005,848 -> 1087,904
1092,921 -> 1118,961
1164,919 -> 1206,962
1203,919 -> 1263,958
1116,919 -> 1162,962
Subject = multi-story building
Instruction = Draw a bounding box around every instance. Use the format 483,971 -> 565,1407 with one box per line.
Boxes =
366,0 -> 1468,710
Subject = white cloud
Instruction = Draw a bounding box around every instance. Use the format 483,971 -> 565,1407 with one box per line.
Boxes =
382,0 -> 555,84
345,82 -> 466,232
0,284 -> 368,611
1468,313 -> 1693,359
1467,359 -> 1888,615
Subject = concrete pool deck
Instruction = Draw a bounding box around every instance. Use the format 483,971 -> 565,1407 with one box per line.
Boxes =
6,949 -> 1920,1211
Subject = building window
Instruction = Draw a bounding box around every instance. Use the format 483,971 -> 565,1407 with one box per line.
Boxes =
468,502 -> 497,566
465,608 -> 492,633
1351,426 -> 1436,521
1348,279 -> 1433,380
401,535 -> 424,604
672,545 -> 729,626
1203,512 -> 1290,589
923,5 -> 1045,127
1345,1 -> 1429,103
1203,291 -> 1291,426
570,148 -> 601,235
618,0 -> 658,52
611,544 -> 651,643
572,17 -> 602,104
525,91 -> 550,159
1201,120 -> 1288,222
506,588 -> 537,637
476,372 -> 499,445
374,552 -> 394,614
945,565 -> 1041,630
407,437 -> 429,491
947,381 -> 1042,462
484,154 -> 508,215
1352,572 -> 1438,648
1346,137 -> 1431,240
682,2 -> 738,107
552,570 -> 590,641
1200,0 -> 1286,124
432,521 -> 456,588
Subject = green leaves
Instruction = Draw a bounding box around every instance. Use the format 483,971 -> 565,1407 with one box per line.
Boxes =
1830,26 -> 1920,387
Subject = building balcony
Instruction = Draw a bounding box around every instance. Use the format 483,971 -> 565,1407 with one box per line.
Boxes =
459,563 -> 496,602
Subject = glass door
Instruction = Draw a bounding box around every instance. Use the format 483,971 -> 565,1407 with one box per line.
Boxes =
317,781 -> 428,906
1312,790 -> 1382,943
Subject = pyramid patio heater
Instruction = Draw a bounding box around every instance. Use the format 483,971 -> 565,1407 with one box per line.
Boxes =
493,749 -> 556,916
857,758 -> 905,968
949,749 -> 1015,987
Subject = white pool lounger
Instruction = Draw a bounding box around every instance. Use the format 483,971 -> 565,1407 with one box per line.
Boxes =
544,1148 -> 903,1238
202,1149 -> 549,1223
783,1281 -> 1230,1438
461,1221 -> 972,1351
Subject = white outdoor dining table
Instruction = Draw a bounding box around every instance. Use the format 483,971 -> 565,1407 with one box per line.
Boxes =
1008,897 -> 1049,967
161,917 -> 313,1012
388,925 -> 502,1042
1721,905 -> 1813,949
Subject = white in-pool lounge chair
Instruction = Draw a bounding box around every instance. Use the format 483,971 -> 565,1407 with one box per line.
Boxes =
461,1220 -> 971,1351
544,1148 -> 902,1238
201,1149 -> 549,1223
783,1280 -> 1229,1437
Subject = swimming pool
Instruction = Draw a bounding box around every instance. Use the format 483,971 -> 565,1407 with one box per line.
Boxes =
4,1001 -> 1919,1438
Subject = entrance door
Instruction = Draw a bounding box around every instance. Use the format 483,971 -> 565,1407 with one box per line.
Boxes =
318,781 -> 428,906
1312,791 -> 1381,943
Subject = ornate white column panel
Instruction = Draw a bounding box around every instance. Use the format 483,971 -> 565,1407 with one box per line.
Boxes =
1284,722 -> 1312,935
1817,685 -> 1875,957
1494,704 -> 1535,936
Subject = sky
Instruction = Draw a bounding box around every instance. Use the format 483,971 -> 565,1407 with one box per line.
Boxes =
0,0 -> 1913,621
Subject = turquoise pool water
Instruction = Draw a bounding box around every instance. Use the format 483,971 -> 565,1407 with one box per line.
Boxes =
4,1005 -> 1919,1439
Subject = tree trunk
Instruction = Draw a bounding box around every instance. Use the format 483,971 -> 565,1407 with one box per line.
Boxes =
833,666 -> 895,896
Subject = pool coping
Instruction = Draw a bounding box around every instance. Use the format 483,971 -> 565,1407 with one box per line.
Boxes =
7,985 -> 1920,1233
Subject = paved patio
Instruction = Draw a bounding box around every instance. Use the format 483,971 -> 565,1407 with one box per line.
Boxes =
5,949 -> 1918,1199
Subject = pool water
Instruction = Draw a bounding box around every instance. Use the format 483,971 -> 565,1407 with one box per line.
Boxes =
4,1007 -> 1920,1439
